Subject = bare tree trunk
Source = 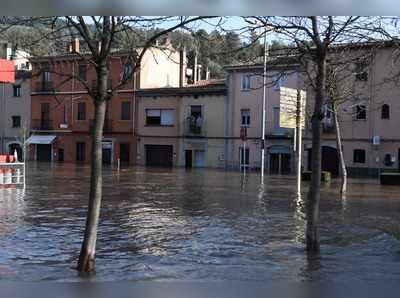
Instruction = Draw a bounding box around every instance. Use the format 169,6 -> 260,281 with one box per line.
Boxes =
77,60 -> 109,272
306,54 -> 326,253
332,103 -> 347,197
77,98 -> 106,272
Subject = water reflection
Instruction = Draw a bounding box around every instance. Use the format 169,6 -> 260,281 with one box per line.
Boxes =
0,163 -> 399,281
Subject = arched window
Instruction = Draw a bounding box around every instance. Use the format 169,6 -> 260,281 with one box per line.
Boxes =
381,104 -> 390,119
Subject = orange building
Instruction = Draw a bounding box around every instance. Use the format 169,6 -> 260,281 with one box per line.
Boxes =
28,41 -> 187,165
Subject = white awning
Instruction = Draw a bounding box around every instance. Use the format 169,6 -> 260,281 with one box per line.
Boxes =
26,135 -> 56,145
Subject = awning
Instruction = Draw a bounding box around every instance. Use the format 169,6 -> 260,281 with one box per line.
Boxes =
26,135 -> 57,145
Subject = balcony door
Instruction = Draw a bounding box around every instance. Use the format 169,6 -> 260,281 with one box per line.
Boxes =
188,105 -> 203,134
41,103 -> 50,129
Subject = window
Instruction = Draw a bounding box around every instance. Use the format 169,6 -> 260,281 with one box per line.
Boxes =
121,101 -> 131,120
274,74 -> 286,90
353,149 -> 366,164
273,107 -> 280,128
241,109 -> 250,127
355,60 -> 368,81
76,142 -> 86,162
239,147 -> 249,167
381,104 -> 390,119
42,71 -> 51,82
355,105 -> 366,120
384,154 -> 394,166
77,102 -> 86,120
12,116 -> 21,128
78,64 -> 87,81
146,109 -> 174,126
241,74 -> 251,91
13,85 -> 21,97
122,63 -> 133,81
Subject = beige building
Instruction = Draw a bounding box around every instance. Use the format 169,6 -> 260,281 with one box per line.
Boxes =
225,43 -> 400,177
224,61 -> 300,173
302,44 -> 400,178
136,80 -> 226,168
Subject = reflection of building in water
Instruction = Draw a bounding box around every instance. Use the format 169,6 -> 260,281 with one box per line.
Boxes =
0,188 -> 26,235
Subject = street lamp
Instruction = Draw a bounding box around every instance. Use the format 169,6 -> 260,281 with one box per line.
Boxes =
261,28 -> 268,182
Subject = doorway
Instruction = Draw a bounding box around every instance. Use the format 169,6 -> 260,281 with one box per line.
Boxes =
194,150 -> 205,167
185,150 -> 192,168
37,144 -> 52,161
145,145 -> 173,167
269,153 -> 291,174
58,148 -> 64,162
307,146 -> 339,176
119,143 -> 130,163
102,140 -> 113,165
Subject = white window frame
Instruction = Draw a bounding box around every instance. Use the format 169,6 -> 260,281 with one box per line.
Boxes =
241,109 -> 250,127
241,74 -> 251,91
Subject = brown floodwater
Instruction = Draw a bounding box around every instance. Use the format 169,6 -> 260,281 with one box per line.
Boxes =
0,162 -> 399,281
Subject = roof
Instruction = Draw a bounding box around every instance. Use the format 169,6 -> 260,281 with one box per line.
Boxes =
137,80 -> 226,97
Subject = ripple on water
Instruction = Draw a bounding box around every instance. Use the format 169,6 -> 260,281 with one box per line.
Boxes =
0,163 -> 399,281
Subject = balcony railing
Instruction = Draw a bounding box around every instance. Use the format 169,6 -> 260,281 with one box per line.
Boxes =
185,117 -> 205,136
322,121 -> 335,133
91,79 -> 113,92
34,81 -> 54,92
90,119 -> 113,133
31,119 -> 53,130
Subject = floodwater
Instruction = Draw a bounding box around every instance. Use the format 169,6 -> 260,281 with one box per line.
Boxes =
0,162 -> 400,282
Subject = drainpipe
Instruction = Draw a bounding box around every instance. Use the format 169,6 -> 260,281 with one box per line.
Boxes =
193,52 -> 198,84
179,48 -> 185,88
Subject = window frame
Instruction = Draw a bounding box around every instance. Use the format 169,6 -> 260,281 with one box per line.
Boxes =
381,104 -> 390,119
241,109 -> 251,127
145,109 -> 175,126
241,74 -> 251,91
76,142 -> 86,162
354,104 -> 367,120
120,101 -> 131,121
77,102 -> 87,121
11,115 -> 21,128
353,149 -> 366,164
13,85 -> 21,97
78,64 -> 87,81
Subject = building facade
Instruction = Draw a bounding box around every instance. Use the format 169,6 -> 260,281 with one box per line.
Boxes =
224,62 -> 300,173
225,43 -> 400,177
28,42 -> 187,164
0,70 -> 31,159
136,80 -> 226,168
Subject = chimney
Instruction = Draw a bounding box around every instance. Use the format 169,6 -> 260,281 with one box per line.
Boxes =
69,38 -> 80,53
179,47 -> 186,87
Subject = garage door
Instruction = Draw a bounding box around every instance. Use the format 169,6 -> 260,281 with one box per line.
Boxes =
145,145 -> 173,167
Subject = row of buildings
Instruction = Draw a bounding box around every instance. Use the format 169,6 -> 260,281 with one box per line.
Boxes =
1,39 -> 400,177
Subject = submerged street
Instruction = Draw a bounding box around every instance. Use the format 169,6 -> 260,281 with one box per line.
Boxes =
0,162 -> 400,281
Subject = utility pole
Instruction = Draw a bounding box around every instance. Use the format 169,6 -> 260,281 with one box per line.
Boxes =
295,75 -> 302,197
261,29 -> 268,182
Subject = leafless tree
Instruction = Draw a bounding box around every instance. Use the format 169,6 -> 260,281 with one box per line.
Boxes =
14,16 -> 213,273
244,16 -> 382,253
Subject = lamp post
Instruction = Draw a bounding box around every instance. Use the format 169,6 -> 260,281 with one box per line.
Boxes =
261,29 -> 268,182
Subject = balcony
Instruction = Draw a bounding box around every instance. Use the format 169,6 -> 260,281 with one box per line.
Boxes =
34,81 -> 54,92
90,119 -> 113,133
31,119 -> 53,130
91,79 -> 113,92
184,117 -> 205,137
322,121 -> 336,133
